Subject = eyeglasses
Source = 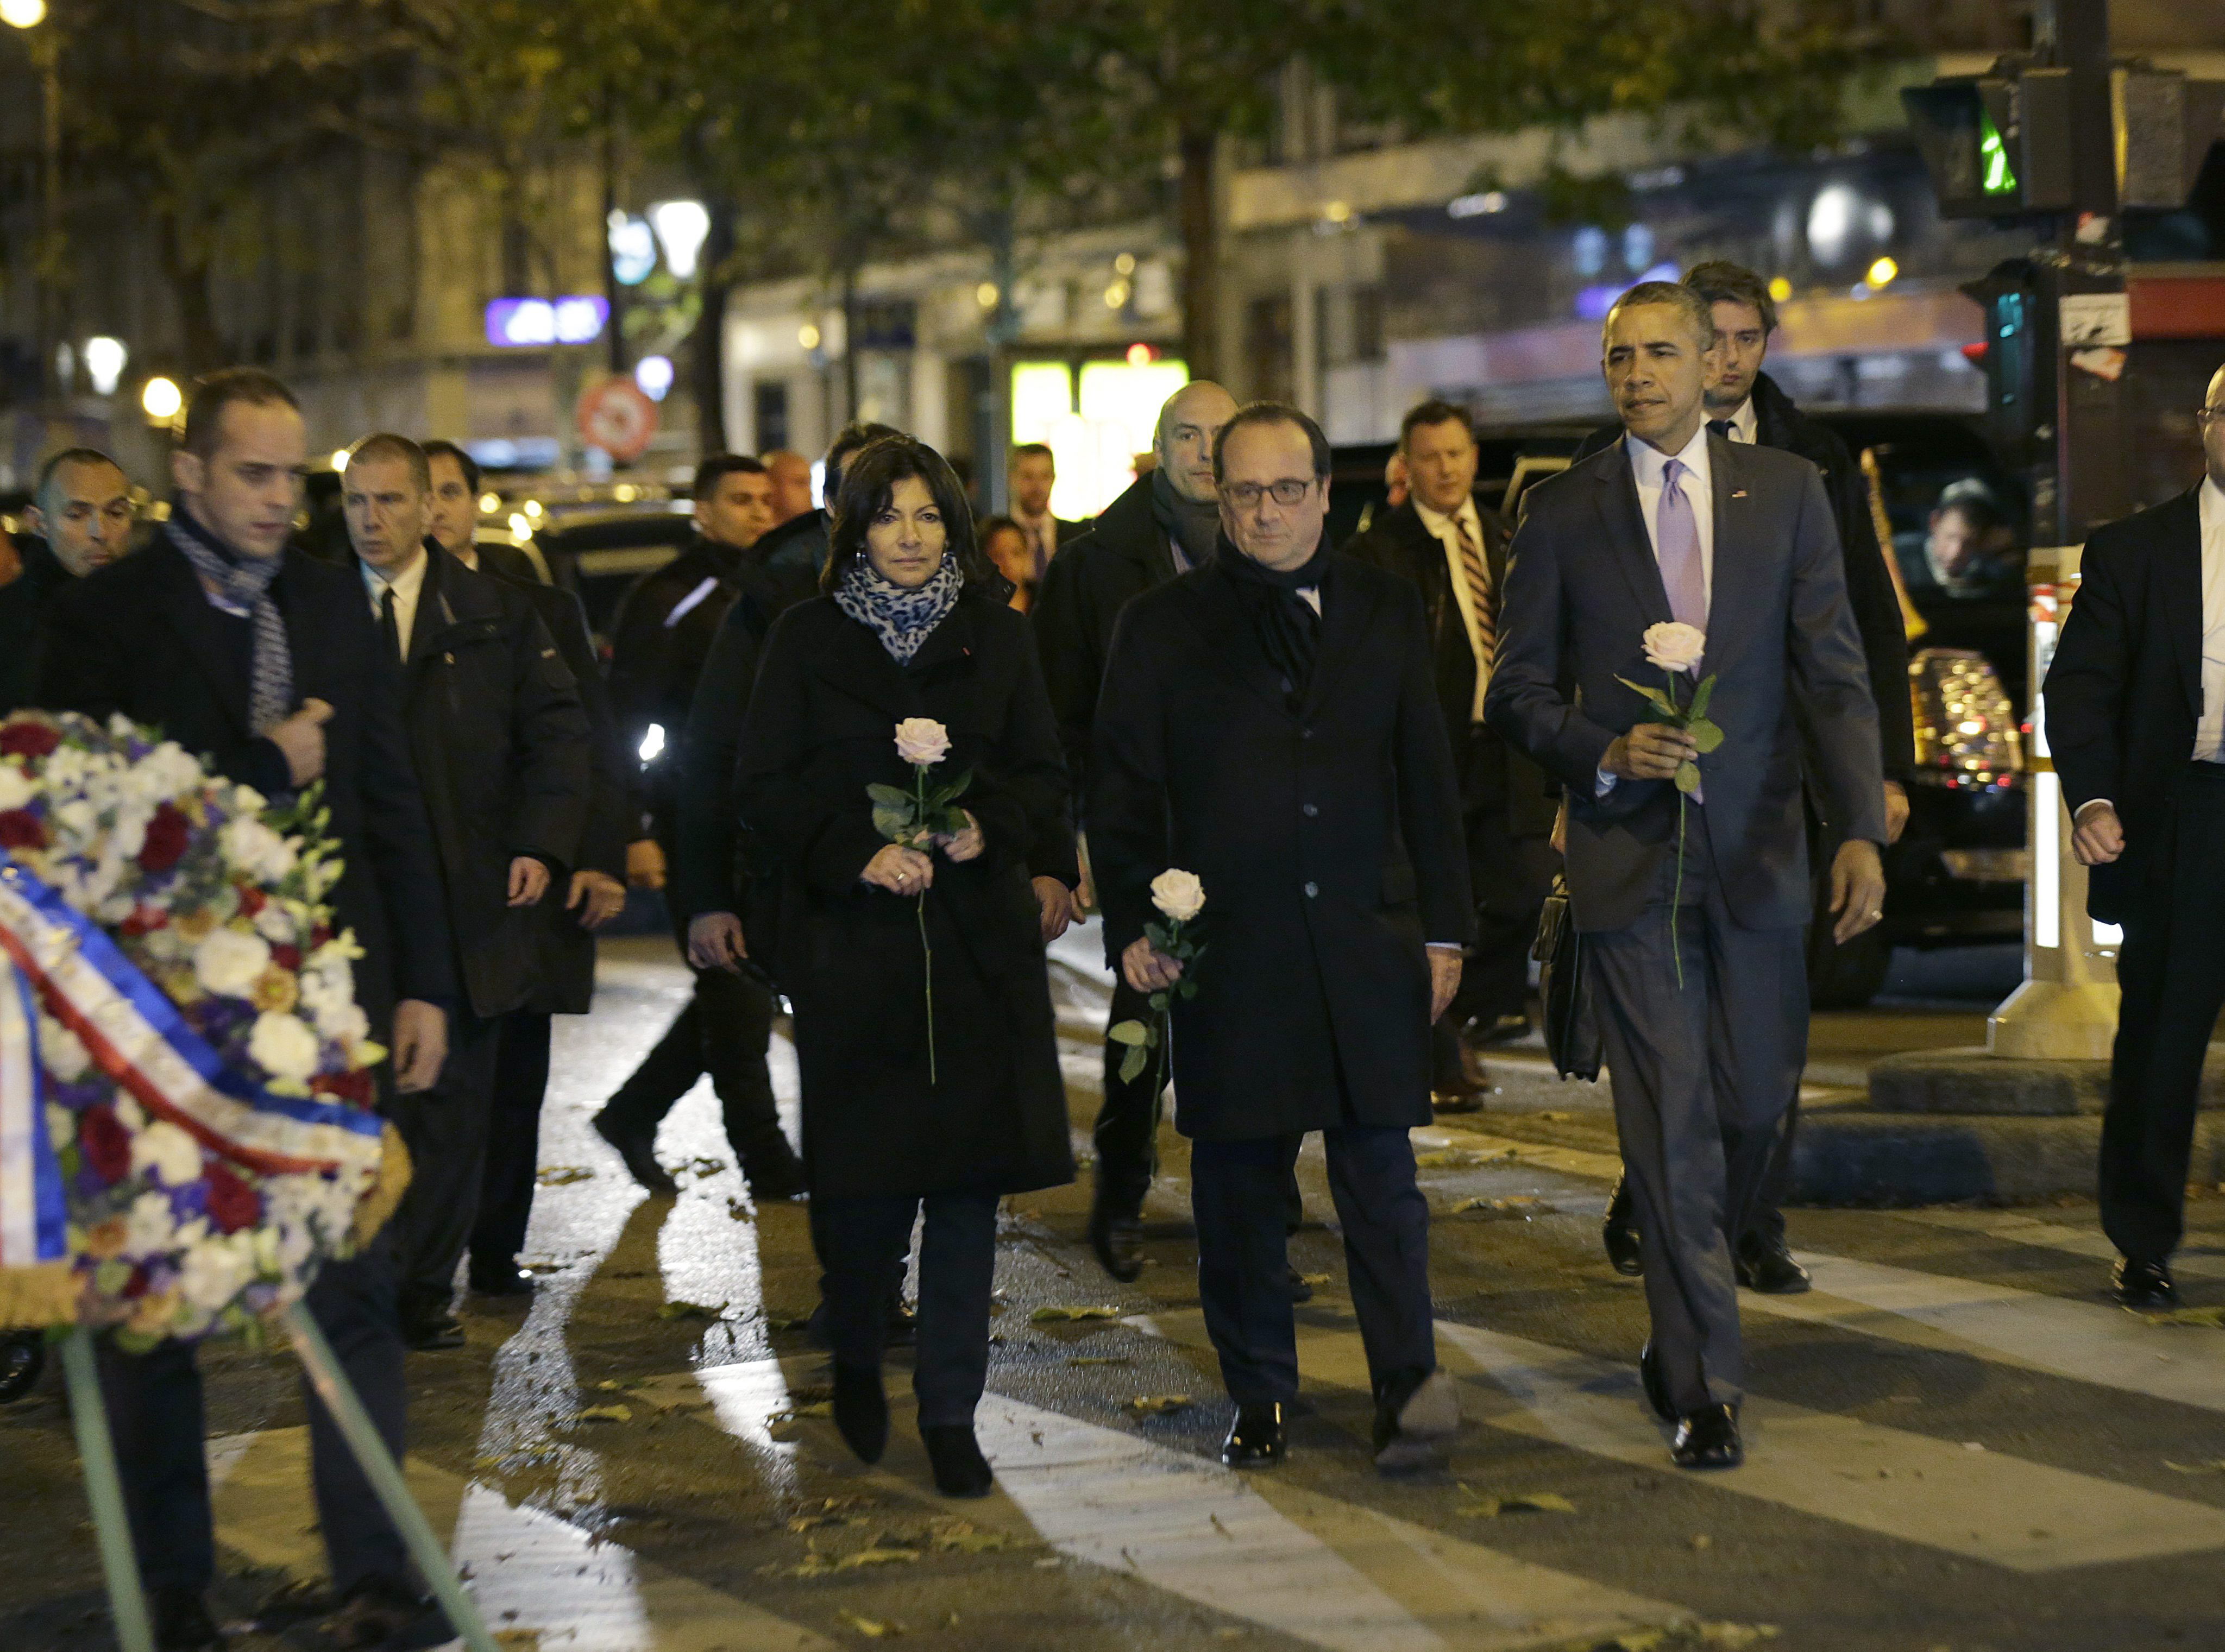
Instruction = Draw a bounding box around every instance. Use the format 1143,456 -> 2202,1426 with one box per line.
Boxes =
1220,478 -> 1316,508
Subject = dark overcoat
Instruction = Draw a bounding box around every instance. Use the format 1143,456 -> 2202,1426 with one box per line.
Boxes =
494,568 -> 635,1013
2043,484 -> 2205,925
734,586 -> 1078,1199
34,536 -> 457,1032
382,546 -> 590,1020
1088,550 -> 1473,1141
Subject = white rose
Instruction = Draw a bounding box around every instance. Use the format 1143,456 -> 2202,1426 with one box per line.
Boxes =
46,1101 -> 73,1152
249,1011 -> 322,1083
0,762 -> 31,810
37,1013 -> 89,1082
892,717 -> 953,768
252,901 -> 297,945
1642,621 -> 1707,676
124,1189 -> 176,1258
135,742 -> 205,802
230,783 -> 268,816
1149,868 -> 1206,924
177,1233 -> 257,1311
311,1000 -> 369,1050
194,927 -> 272,998
221,816 -> 296,882
132,1118 -> 206,1188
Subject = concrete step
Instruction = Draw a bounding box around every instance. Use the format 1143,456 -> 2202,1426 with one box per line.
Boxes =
1869,1045 -> 2225,1116
1794,1108 -> 2225,1204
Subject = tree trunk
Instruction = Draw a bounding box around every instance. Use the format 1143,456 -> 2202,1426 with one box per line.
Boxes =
839,261 -> 860,427
156,218 -> 226,374
1177,123 -> 1221,383
693,195 -> 737,455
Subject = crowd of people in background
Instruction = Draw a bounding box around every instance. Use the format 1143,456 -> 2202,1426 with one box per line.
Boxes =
13,252 -> 2225,1652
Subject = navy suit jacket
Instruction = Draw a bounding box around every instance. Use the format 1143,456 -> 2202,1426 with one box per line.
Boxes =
1485,432 -> 1884,933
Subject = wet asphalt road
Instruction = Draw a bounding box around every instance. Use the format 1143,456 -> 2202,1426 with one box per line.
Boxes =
5,929 -> 2225,1651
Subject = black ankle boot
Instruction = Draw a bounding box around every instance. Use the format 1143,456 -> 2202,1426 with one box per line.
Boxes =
832,1363 -> 888,1464
921,1423 -> 994,1497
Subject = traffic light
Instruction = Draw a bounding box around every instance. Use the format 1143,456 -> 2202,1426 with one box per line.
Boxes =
1902,70 -> 2072,219
1959,260 -> 2055,466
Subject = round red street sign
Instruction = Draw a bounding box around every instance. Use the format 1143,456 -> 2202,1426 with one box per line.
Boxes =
576,375 -> 659,463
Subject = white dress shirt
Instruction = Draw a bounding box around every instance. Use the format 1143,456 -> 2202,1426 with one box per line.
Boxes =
1599,425 -> 1715,796
1412,492 -> 1493,718
1713,397 -> 1758,444
2195,477 -> 2225,762
361,550 -> 429,660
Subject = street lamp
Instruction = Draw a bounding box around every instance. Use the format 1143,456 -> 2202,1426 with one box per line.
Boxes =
5,0 -> 59,403
648,200 -> 710,281
140,376 -> 181,423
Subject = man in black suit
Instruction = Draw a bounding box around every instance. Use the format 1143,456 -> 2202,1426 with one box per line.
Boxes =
342,433 -> 590,1349
1344,399 -> 1556,1111
0,447 -> 138,713
2046,362 -> 2225,1309
420,439 -> 638,1301
39,369 -> 456,1650
1487,284 -> 1885,1470
1033,379 -> 1237,1280
1007,440 -> 1086,581
1579,261 -> 1913,1294
1092,402 -> 1473,1474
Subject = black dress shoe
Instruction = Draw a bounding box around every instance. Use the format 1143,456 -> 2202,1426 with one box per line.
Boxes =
1221,1402 -> 1286,1467
832,1362 -> 889,1464
2114,1255 -> 2180,1309
592,1112 -> 678,1195
1430,1086 -> 1486,1115
1285,1266 -> 1314,1304
467,1264 -> 536,1298
922,1423 -> 995,1497
1637,1341 -> 1676,1424
151,1586 -> 225,1651
1088,1200 -> 1145,1283
1372,1370 -> 1460,1473
401,1307 -> 465,1351
1474,1012 -> 1534,1046
1670,1403 -> 1743,1470
743,1146 -> 808,1203
1601,1177 -> 1643,1277
804,1296 -> 916,1350
1735,1236 -> 1812,1294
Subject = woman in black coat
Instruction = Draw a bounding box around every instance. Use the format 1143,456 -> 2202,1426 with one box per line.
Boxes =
736,436 -> 1078,1497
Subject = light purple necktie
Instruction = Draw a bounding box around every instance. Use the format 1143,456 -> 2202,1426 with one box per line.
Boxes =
1656,458 -> 1707,629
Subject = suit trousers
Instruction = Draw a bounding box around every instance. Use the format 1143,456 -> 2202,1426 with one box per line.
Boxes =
1588,821 -> 1807,1414
1190,1125 -> 1436,1407
97,1237 -> 410,1595
598,935 -> 785,1180
469,1010 -> 555,1277
2103,766 -> 2225,1262
1455,735 -> 1557,1030
387,1008 -> 504,1308
817,1190 -> 998,1426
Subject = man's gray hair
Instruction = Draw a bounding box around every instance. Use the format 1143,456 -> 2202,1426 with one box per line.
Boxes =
1603,281 -> 1717,352
345,432 -> 431,495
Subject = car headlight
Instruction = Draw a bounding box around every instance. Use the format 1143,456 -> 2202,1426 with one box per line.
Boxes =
1908,648 -> 2021,790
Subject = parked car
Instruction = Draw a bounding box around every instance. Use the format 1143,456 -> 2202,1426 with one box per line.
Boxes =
1331,408 -> 2031,1006
482,492 -> 697,644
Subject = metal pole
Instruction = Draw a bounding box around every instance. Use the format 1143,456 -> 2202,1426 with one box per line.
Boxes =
59,1328 -> 154,1652
281,1302 -> 499,1652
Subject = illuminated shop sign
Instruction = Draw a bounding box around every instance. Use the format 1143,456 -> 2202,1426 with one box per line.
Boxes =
484,297 -> 611,348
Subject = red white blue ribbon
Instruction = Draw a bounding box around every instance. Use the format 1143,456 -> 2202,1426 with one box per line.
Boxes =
0,943 -> 66,1268
0,854 -> 384,1187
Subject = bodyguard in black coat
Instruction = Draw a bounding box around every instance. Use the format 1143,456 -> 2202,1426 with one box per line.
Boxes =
736,437 -> 1074,1500
342,434 -> 590,1348
2045,398 -> 2225,1305
1030,380 -> 1236,1275
1343,401 -> 1557,1104
1091,404 -> 1472,1474
35,373 -> 456,1645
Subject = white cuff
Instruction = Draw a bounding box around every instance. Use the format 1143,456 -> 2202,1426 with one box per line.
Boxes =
2073,798 -> 2114,823
1595,768 -> 1618,797
1425,942 -> 1463,954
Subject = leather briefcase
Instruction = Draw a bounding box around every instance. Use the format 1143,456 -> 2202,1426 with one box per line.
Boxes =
1532,872 -> 1603,1082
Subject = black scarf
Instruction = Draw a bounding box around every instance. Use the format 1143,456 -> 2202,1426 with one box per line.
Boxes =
1149,467 -> 1221,572
1217,533 -> 1329,709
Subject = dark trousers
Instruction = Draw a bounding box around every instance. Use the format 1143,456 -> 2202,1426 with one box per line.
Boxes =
1588,829 -> 1807,1414
817,1191 -> 998,1426
97,1239 -> 409,1595
1190,1125 -> 1436,1408
386,1008 -> 504,1308
599,950 -> 786,1177
468,1010 -> 554,1277
1091,974 -> 1163,1216
2104,766 -> 2225,1262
